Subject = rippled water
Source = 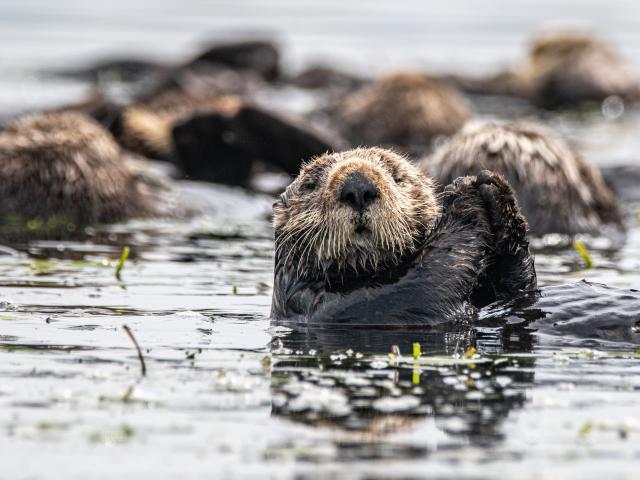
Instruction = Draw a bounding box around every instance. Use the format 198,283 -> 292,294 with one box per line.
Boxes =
1,1 -> 640,479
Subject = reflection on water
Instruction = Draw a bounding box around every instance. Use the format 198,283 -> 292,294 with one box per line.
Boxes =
270,327 -> 534,455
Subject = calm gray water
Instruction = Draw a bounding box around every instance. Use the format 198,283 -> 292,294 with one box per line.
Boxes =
0,1 -> 639,479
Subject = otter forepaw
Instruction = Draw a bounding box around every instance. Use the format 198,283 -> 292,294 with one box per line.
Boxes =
474,170 -> 528,251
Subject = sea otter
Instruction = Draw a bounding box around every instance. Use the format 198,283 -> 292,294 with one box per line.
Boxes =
422,122 -> 624,237
443,30 -> 640,109
117,90 -> 242,161
0,111 -> 169,238
334,73 -> 471,156
271,147 -> 536,324
63,87 -> 335,187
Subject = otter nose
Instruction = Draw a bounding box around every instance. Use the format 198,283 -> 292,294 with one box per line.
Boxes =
339,171 -> 379,213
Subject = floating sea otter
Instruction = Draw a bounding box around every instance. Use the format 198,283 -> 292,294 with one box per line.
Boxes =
65,90 -> 336,186
334,73 -> 471,156
445,30 -> 640,109
0,111 -> 169,238
270,147 -> 536,324
422,122 -> 624,237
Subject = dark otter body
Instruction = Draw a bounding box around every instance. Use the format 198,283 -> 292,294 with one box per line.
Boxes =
188,40 -> 280,82
423,122 -> 624,237
481,281 -> 640,346
270,148 -> 536,325
171,105 -> 337,185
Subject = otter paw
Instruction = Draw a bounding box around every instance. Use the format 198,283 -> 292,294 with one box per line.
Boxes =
474,170 -> 528,250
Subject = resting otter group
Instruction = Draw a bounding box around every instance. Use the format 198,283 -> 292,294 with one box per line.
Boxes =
271,148 -> 536,324
0,34 -> 637,343
423,122 -> 624,237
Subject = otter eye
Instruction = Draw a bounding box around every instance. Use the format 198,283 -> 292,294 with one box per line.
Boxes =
301,180 -> 317,192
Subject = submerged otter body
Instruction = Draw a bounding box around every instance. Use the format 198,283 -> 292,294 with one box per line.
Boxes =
335,73 -> 471,156
481,281 -> 640,346
423,122 -> 624,237
0,111 -> 168,236
270,148 -> 536,325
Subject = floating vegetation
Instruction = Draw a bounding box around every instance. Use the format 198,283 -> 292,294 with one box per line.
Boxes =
89,424 -> 135,445
579,421 -> 593,439
115,246 -> 130,281
572,240 -> 593,269
388,345 -> 401,360
0,214 -> 77,240
122,324 -> 147,377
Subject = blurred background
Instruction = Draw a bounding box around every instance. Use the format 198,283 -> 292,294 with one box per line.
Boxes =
2,0 -> 640,113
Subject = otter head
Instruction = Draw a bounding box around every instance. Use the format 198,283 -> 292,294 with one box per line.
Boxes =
273,148 -> 439,280
524,31 -> 614,80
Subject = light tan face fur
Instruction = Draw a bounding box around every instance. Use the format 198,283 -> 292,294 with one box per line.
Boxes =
273,148 -> 439,278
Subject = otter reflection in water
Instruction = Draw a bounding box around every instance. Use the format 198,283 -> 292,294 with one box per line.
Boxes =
269,281 -> 640,457
269,324 -> 536,456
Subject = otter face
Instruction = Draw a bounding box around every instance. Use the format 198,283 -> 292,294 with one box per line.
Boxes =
273,147 -> 439,279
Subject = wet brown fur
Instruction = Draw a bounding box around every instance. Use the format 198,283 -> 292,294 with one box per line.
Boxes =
0,111 -> 169,227
519,31 -> 640,107
423,122 -> 624,236
273,147 -> 439,279
335,73 -> 471,155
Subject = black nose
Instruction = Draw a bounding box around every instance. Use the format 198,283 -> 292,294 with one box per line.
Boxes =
339,171 -> 379,213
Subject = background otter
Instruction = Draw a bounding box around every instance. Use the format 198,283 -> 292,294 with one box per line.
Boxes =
119,91 -> 241,160
422,122 -> 624,237
442,30 -> 640,109
67,84 -> 338,187
334,73 -> 471,156
0,111 -> 169,237
521,31 -> 640,108
271,147 -> 536,324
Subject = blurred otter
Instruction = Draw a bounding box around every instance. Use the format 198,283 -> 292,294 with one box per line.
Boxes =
65,88 -> 335,186
173,106 -> 337,185
335,73 -> 471,156
422,122 -> 624,237
271,147 -> 536,324
45,38 -> 280,88
287,64 -> 369,99
0,111 -> 169,238
445,30 -> 640,109
187,39 -> 280,82
119,90 -> 242,160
